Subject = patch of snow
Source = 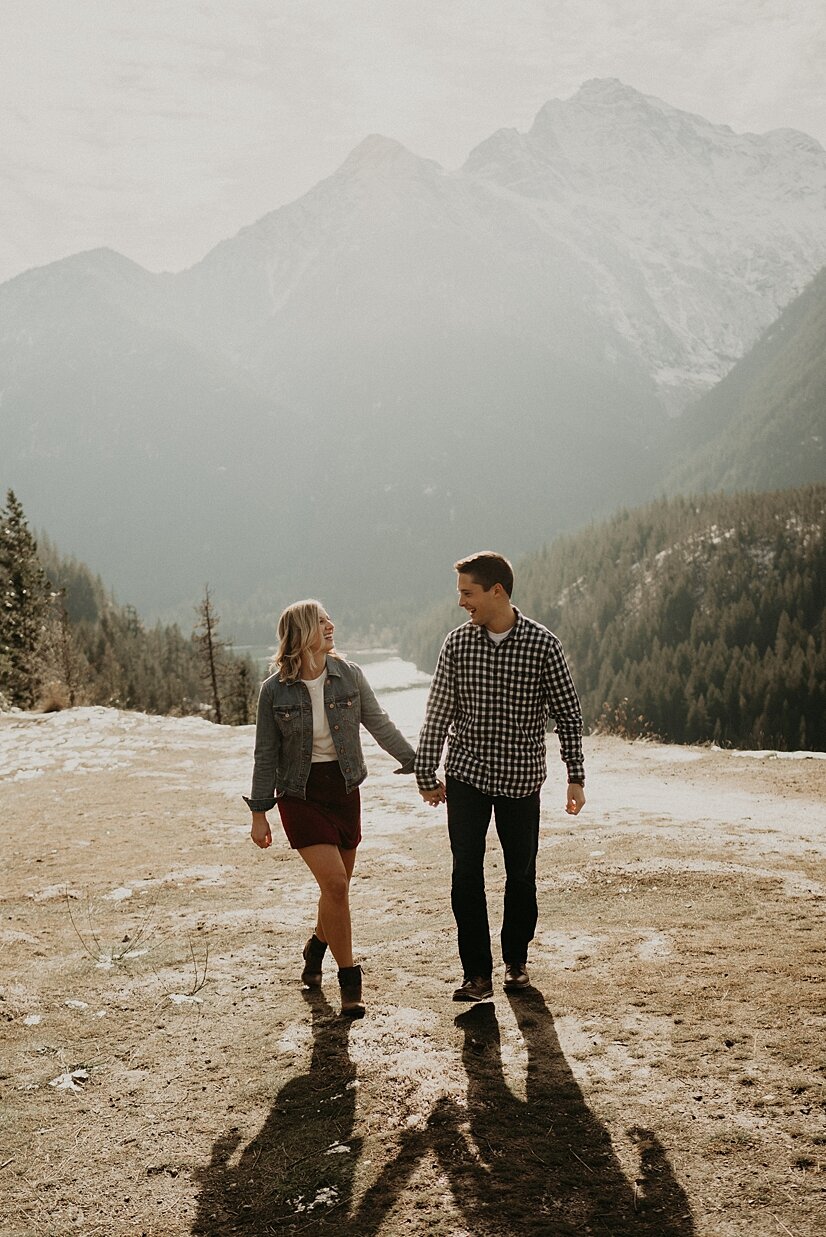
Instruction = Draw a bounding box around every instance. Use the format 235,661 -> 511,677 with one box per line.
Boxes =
0,928 -> 39,944
0,706 -> 233,780
636,931 -> 675,960
103,887 -> 133,901
533,930 -> 608,968
30,885 -> 79,903
373,851 -> 418,868
49,1069 -> 89,1091
614,857 -> 824,898
630,743 -> 704,763
292,1185 -> 340,1213
276,1025 -> 312,1056
153,865 -> 234,888
736,750 -> 826,761
349,1007 -> 458,1115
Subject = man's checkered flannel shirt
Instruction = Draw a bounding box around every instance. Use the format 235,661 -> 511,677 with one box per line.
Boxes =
415,608 -> 585,797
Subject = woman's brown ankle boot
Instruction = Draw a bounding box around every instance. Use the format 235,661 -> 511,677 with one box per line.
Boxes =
338,964 -> 365,1018
301,934 -> 327,987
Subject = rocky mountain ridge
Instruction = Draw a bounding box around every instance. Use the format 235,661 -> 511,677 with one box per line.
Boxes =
2,80 -> 825,617
462,78 -> 826,408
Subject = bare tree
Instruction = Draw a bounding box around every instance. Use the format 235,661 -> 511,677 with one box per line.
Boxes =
193,585 -> 226,724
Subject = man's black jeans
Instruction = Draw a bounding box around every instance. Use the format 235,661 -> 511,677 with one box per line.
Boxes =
446,775 -> 541,980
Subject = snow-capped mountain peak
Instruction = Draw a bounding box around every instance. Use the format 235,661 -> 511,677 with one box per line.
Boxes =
462,79 -> 826,409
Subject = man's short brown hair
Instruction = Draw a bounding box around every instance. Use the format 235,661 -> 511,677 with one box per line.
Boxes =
454,551 -> 514,597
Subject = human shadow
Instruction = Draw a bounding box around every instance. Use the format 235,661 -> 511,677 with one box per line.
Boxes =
191,990 -> 361,1235
354,989 -> 694,1235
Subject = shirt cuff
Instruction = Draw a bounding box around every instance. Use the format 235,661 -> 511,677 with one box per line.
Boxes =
243,795 -> 276,812
566,767 -> 585,786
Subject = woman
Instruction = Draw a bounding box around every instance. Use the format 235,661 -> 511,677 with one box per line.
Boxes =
244,599 -> 416,1018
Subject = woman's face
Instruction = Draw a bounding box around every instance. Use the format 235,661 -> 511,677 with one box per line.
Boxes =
312,610 -> 335,654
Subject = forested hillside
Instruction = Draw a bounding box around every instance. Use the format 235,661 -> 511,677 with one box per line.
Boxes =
0,492 -> 255,721
665,266 -> 826,494
401,487 -> 826,750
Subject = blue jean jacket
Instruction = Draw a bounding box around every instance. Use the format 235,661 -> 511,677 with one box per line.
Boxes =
243,655 -> 416,810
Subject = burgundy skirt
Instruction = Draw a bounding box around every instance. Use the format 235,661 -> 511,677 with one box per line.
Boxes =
277,761 -> 362,851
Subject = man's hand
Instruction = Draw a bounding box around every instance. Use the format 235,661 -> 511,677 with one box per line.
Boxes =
565,783 -> 585,816
420,780 -> 446,807
250,812 -> 273,848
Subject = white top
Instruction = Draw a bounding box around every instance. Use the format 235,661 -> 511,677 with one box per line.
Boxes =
486,627 -> 513,645
302,670 -> 338,762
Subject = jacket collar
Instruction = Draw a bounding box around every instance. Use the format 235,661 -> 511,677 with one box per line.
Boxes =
325,655 -> 343,677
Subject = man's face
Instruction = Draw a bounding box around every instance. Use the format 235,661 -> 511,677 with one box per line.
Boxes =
456,573 -> 497,626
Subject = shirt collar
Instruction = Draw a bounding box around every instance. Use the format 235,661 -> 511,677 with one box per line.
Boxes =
475,606 -> 523,643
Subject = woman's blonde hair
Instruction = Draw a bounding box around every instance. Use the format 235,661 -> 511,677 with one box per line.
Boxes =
271,598 -> 330,682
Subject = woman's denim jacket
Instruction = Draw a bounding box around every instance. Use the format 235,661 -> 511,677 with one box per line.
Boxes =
243,656 -> 416,811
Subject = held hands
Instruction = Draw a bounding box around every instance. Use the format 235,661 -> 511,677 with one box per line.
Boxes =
418,781 -> 584,813
420,780 -> 446,808
250,812 -> 272,849
566,783 -> 586,816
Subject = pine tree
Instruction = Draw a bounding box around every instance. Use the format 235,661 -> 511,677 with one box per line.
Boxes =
0,491 -> 51,708
224,657 -> 257,726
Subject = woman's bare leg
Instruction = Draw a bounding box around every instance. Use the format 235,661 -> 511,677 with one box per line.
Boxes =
299,844 -> 356,969
312,846 -> 357,945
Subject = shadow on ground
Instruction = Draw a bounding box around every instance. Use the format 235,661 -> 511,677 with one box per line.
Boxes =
192,988 -> 694,1235
191,989 -> 361,1234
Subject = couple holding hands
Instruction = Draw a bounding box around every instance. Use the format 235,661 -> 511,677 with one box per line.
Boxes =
244,551 -> 586,1018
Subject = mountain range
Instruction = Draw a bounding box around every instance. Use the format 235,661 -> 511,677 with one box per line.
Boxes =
2,79 -> 825,626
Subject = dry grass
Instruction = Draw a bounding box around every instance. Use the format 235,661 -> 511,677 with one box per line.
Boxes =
0,715 -> 824,1235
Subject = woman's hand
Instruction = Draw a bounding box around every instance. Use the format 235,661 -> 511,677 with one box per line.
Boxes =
250,812 -> 273,849
420,780 -> 446,807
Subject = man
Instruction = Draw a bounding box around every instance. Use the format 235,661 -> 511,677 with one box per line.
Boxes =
415,551 -> 585,1002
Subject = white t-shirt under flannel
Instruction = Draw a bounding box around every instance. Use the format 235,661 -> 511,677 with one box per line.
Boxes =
415,609 -> 585,797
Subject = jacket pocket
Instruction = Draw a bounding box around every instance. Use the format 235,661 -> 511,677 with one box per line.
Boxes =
273,707 -> 299,735
332,692 -> 359,719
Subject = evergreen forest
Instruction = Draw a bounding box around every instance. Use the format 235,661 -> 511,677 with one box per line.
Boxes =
0,491 -> 256,722
400,486 -> 826,751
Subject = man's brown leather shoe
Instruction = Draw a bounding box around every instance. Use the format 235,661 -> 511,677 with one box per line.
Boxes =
503,963 -> 530,991
452,976 -> 494,1002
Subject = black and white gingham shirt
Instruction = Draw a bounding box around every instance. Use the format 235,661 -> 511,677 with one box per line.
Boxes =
415,608 -> 585,797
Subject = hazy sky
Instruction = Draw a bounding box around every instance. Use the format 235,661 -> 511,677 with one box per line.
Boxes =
2,0 -> 825,284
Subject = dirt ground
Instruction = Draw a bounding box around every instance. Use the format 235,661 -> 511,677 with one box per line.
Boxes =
0,707 -> 824,1236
